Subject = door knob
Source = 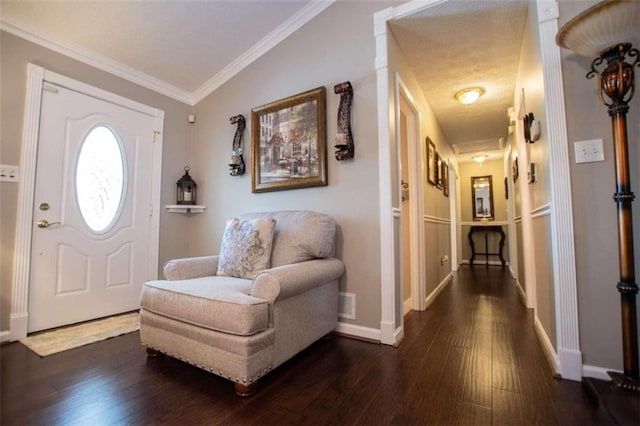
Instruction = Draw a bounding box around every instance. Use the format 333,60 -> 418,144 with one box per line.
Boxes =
37,219 -> 61,228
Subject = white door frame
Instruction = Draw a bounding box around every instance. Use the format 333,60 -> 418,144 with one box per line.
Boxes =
374,0 -> 582,381
448,159 -> 460,271
395,74 -> 426,313
9,64 -> 164,341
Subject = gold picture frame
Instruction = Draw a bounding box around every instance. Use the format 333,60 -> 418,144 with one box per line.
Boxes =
426,137 -> 437,185
442,161 -> 449,197
435,152 -> 443,189
251,87 -> 327,193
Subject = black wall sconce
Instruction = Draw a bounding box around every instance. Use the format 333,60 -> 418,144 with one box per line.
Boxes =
334,81 -> 354,161
177,166 -> 197,205
523,112 -> 541,143
229,114 -> 246,176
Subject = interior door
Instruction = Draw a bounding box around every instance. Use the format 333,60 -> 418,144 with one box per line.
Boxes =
28,82 -> 156,332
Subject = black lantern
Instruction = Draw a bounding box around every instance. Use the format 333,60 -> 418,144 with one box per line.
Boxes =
176,166 -> 197,205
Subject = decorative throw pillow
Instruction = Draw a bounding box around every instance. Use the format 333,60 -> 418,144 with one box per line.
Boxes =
216,217 -> 277,279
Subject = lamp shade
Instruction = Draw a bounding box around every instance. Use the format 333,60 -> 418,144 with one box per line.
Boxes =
556,0 -> 640,58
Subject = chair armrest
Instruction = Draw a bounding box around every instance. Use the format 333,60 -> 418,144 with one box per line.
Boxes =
163,255 -> 220,280
250,258 -> 345,303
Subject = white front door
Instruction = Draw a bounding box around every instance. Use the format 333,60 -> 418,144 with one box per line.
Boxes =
28,81 -> 160,333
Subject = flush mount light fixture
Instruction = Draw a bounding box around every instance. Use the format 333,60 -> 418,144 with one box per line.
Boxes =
455,87 -> 485,105
472,154 -> 488,164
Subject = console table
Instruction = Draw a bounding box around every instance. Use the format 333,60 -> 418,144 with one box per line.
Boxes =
468,225 -> 506,267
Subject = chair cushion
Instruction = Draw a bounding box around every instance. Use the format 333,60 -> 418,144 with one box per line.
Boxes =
217,217 -> 276,279
141,277 -> 269,336
238,211 -> 336,267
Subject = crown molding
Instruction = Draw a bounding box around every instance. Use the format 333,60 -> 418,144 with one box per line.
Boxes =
191,0 -> 335,104
1,0 -> 335,106
0,19 -> 193,104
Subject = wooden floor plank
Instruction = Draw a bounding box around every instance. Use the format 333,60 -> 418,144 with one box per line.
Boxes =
1,266 -> 603,425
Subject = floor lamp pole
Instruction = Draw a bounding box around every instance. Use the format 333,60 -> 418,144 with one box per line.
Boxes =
592,43 -> 640,390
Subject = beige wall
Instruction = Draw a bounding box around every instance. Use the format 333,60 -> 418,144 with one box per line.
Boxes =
0,31 -> 192,331
512,3 -> 558,352
533,214 -> 556,350
387,30 -> 454,301
559,0 -> 640,368
188,1 -> 397,330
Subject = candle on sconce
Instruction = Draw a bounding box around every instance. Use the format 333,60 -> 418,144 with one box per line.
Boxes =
229,154 -> 241,166
335,133 -> 347,146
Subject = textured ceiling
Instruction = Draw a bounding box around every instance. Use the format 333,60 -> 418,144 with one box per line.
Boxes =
390,0 -> 528,160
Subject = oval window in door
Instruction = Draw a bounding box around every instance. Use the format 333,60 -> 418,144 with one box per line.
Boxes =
76,125 -> 126,233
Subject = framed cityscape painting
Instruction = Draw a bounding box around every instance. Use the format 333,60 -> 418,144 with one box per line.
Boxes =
251,87 -> 327,193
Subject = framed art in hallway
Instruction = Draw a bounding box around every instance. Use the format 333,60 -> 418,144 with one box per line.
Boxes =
442,161 -> 449,197
251,86 -> 327,193
435,152 -> 443,189
426,137 -> 437,185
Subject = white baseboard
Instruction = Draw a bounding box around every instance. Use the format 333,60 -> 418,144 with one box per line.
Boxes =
515,280 -> 527,305
558,348 -> 583,382
10,313 -> 28,341
460,259 -> 509,267
534,315 -> 560,376
335,321 -> 381,343
394,324 -> 404,346
403,297 -> 412,316
425,272 -> 453,308
0,330 -> 10,343
582,364 -> 619,381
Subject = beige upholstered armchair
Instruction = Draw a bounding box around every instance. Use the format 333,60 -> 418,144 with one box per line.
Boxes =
139,211 -> 345,396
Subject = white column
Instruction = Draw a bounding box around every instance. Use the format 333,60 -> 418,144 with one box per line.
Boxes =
536,0 -> 583,381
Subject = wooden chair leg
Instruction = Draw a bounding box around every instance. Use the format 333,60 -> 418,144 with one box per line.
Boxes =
234,381 -> 258,397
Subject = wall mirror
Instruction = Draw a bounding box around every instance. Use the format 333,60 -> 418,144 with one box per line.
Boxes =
472,175 -> 494,220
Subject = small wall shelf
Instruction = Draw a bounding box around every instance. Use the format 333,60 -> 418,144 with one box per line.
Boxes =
165,204 -> 206,214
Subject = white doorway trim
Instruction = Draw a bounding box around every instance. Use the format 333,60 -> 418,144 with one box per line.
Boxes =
448,159 -> 460,271
9,64 -> 164,341
374,0 -> 582,379
374,7 -> 396,345
535,1 -> 582,381
395,74 -> 425,312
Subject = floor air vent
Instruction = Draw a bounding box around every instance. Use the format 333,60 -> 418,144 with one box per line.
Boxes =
338,292 -> 356,320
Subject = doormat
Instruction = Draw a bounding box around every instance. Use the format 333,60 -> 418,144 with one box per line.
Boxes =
19,312 -> 140,357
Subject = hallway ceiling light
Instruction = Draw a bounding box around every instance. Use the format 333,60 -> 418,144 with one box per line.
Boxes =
454,87 -> 484,105
472,154 -> 488,164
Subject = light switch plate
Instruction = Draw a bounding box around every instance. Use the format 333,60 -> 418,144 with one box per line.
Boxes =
574,139 -> 604,164
0,164 -> 19,182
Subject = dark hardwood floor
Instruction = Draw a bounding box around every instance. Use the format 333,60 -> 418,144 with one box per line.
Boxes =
1,266 -> 611,425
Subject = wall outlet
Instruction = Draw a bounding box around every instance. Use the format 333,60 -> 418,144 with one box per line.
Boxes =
574,139 -> 604,164
0,164 -> 19,182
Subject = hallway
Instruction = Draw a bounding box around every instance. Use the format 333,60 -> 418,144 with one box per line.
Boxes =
1,267 -> 605,425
